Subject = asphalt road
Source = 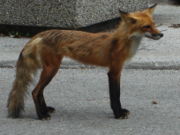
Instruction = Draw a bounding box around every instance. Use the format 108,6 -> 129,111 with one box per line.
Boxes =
0,68 -> 180,135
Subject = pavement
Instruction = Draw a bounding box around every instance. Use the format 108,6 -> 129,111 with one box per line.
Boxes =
0,4 -> 180,69
0,68 -> 180,135
0,3 -> 180,135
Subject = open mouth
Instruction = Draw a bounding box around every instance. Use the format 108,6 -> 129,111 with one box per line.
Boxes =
145,32 -> 163,40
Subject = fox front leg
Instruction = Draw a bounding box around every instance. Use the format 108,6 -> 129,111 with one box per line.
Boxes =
107,70 -> 130,119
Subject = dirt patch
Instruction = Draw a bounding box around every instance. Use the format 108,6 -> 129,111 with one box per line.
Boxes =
169,24 -> 180,28
152,101 -> 158,105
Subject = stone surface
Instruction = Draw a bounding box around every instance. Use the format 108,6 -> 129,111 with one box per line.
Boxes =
0,0 -> 77,28
1,68 -> 180,135
119,0 -> 151,12
0,0 -> 150,28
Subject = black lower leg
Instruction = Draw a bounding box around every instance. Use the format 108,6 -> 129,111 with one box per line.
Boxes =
108,72 -> 129,119
40,94 -> 55,113
32,92 -> 50,119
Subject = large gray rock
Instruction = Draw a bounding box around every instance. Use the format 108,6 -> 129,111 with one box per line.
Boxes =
0,0 -> 77,28
0,0 -> 152,28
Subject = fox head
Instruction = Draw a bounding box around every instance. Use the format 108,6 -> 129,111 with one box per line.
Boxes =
119,4 -> 163,40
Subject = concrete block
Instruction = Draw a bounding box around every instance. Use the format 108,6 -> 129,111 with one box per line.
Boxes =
0,0 -> 151,28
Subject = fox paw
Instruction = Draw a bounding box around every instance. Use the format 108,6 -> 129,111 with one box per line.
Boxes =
115,109 -> 130,119
39,113 -> 51,120
47,106 -> 55,113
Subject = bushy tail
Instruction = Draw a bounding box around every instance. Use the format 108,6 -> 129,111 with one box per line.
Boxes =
7,52 -> 38,118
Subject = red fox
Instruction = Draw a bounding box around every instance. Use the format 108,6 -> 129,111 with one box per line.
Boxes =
7,4 -> 163,120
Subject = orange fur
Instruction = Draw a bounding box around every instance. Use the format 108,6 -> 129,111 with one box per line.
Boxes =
7,5 -> 163,119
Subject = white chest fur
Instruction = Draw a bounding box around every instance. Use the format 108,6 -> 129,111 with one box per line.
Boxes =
128,35 -> 143,58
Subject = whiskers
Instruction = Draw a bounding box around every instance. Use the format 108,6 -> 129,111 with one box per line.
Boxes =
155,24 -> 167,32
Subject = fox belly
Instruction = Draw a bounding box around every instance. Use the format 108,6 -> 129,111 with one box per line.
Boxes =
60,42 -> 111,66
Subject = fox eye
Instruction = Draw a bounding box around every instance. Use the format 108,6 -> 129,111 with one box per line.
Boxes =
143,25 -> 151,29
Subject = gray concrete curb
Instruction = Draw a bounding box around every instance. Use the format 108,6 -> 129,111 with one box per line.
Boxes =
1,58 -> 180,70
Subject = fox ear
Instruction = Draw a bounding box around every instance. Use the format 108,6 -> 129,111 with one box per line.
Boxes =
119,9 -> 128,20
144,3 -> 157,14
119,9 -> 128,15
119,10 -> 137,24
127,17 -> 137,24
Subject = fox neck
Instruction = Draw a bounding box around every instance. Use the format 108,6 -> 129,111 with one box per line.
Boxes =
114,22 -> 143,39
112,22 -> 143,58
129,35 -> 143,58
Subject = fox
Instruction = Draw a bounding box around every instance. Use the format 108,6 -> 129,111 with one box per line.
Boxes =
7,4 -> 163,120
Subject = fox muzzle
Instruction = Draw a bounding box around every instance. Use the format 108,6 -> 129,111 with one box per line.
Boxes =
145,32 -> 163,40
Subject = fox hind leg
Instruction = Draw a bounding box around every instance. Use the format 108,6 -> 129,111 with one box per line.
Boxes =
32,54 -> 62,120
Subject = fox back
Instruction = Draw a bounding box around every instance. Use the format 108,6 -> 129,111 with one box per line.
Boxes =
7,4 -> 163,120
